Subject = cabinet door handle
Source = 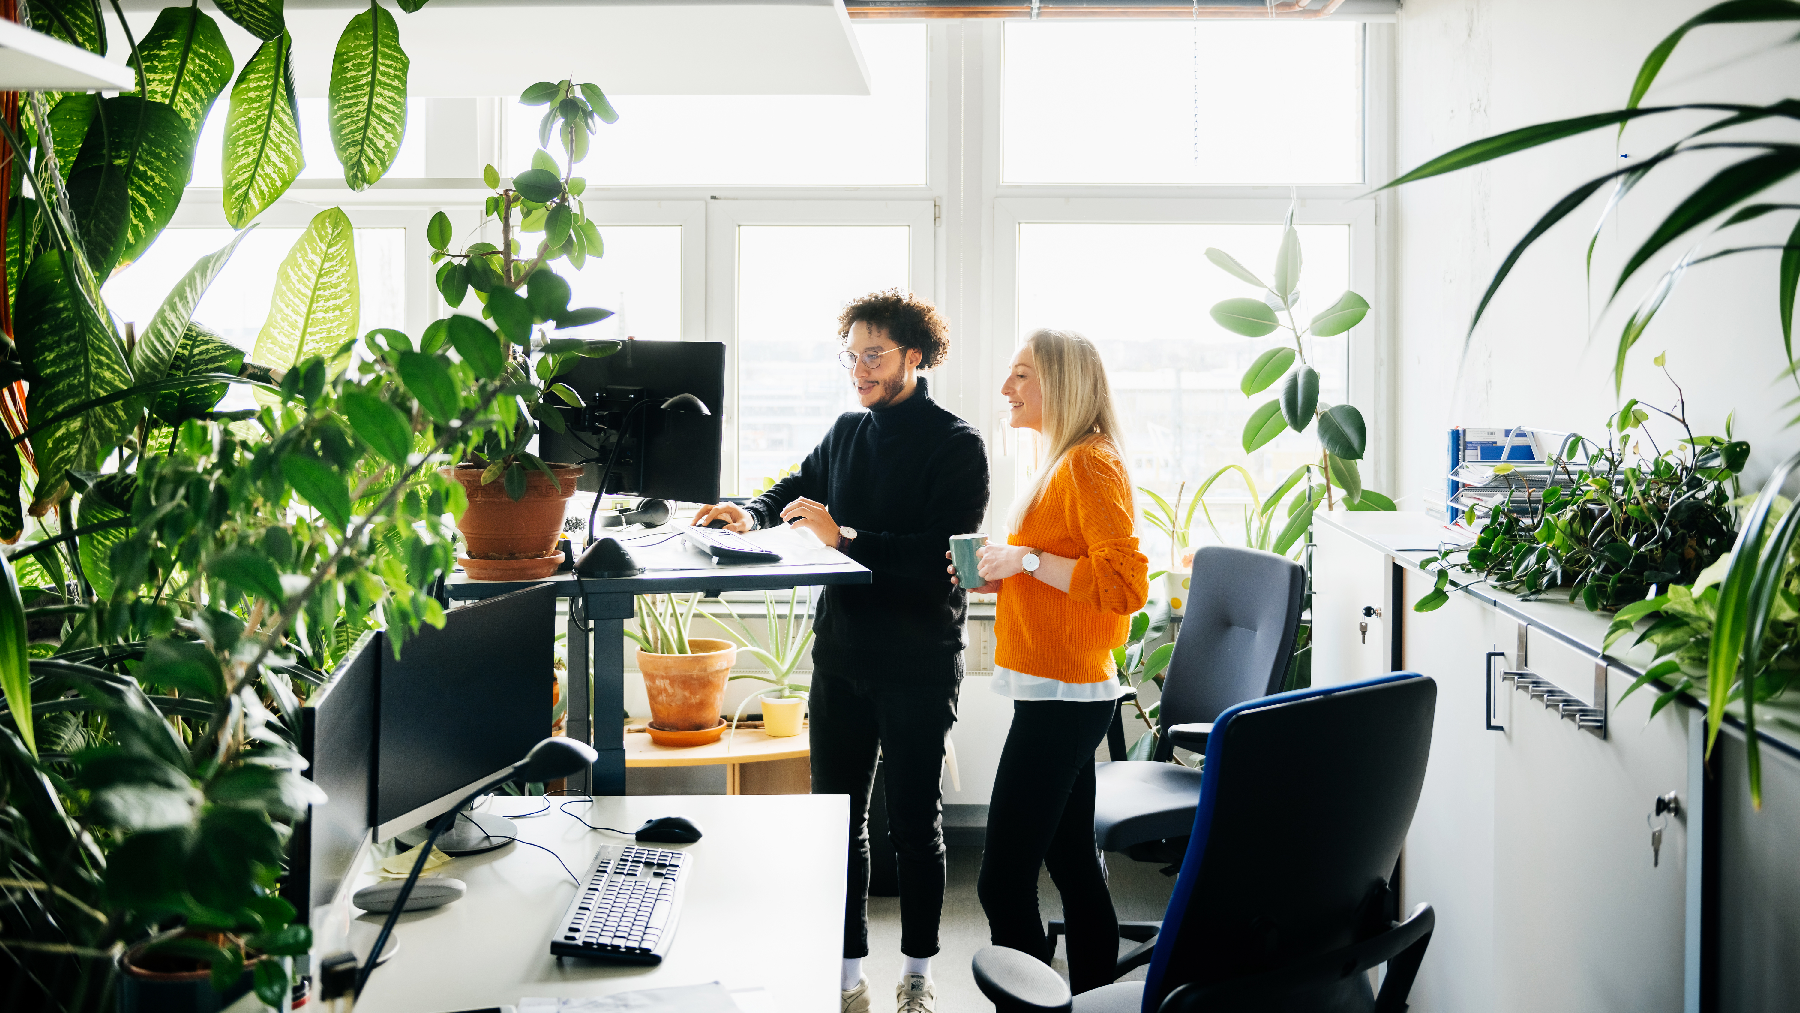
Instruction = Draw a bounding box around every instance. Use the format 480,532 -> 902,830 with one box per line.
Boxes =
1484,651 -> 1506,732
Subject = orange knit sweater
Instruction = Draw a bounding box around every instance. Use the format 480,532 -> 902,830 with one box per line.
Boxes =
994,438 -> 1149,684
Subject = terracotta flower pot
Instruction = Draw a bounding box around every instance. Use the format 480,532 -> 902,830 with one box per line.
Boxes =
638,638 -> 736,732
443,463 -> 584,581
118,932 -> 257,1013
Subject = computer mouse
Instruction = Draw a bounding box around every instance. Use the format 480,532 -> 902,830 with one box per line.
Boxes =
705,517 -> 729,529
635,816 -> 704,844
575,536 -> 640,578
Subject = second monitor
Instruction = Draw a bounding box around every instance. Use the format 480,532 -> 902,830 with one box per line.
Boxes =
538,340 -> 725,506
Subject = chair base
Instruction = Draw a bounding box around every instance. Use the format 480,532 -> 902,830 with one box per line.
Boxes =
1046,919 -> 1161,978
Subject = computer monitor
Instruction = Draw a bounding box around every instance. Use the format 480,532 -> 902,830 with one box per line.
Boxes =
372,583 -> 558,848
290,630 -> 381,923
537,340 -> 725,505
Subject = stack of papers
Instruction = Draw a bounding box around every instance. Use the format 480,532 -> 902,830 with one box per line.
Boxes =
520,985 -> 769,1012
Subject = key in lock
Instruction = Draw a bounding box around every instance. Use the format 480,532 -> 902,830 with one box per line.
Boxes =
1359,621 -> 1369,644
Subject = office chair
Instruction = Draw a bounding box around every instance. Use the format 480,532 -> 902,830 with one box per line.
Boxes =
975,673 -> 1439,1013
1051,545 -> 1306,974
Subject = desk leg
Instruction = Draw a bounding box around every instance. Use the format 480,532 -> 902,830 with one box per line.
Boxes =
586,592 -> 634,795
566,597 -> 591,794
727,763 -> 740,796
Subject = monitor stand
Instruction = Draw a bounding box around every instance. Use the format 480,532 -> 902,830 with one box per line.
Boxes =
397,803 -> 516,857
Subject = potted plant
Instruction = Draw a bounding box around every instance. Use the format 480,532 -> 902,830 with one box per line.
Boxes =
703,586 -> 817,737
1139,481 -> 1198,616
626,593 -> 736,743
431,78 -> 624,580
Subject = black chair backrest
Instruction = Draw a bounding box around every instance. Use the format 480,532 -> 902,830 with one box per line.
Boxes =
1141,674 -> 1438,1013
1154,546 -> 1305,761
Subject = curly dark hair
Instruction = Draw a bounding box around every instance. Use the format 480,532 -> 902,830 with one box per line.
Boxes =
835,289 -> 950,370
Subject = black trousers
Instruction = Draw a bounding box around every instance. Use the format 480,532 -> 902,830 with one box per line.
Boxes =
978,698 -> 1121,995
809,659 -> 962,959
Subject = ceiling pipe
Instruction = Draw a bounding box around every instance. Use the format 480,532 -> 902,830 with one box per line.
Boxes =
847,0 -> 1347,18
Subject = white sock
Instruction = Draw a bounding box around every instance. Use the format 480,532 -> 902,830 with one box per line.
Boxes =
902,955 -> 930,978
841,958 -> 864,991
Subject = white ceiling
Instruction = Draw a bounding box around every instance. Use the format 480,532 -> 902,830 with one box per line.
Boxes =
115,0 -> 871,97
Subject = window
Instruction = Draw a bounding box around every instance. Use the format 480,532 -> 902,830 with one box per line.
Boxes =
560,225 -> 684,343
1002,22 -> 1363,185
733,224 -> 911,492
188,98 -> 429,187
502,24 -> 929,186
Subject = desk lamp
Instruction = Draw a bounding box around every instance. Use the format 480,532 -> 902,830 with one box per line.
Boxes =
351,736 -> 599,998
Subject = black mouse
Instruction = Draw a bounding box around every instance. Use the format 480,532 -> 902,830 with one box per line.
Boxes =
706,517 -> 729,529
635,816 -> 703,844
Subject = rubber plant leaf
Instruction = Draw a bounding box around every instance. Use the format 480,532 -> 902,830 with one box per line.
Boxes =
328,4 -> 409,191
1204,247 -> 1267,290
131,7 -> 235,136
1241,400 -> 1287,453
1279,365 -> 1319,433
223,31 -> 303,228
1272,225 -> 1302,303
1240,347 -> 1295,395
14,250 -> 134,513
252,208 -> 359,404
1317,404 -> 1368,461
1210,298 -> 1280,338
66,96 -> 195,273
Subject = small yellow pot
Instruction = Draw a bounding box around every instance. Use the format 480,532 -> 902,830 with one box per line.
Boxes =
762,695 -> 806,737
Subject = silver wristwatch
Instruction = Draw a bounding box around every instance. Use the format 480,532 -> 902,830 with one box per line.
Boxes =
1021,549 -> 1041,574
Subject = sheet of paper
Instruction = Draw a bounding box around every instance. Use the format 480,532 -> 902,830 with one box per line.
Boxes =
518,982 -> 738,1012
613,524 -> 849,572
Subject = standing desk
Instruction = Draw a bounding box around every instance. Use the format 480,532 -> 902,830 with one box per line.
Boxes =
333,793 -> 848,1011
444,530 -> 870,794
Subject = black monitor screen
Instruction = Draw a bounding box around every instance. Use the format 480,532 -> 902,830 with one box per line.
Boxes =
291,630 -> 380,921
537,340 -> 725,505
373,584 -> 557,840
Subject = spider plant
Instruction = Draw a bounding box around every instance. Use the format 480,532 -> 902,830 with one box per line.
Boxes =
624,593 -> 704,655
701,587 -> 816,727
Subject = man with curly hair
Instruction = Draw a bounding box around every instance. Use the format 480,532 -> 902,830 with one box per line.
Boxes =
695,289 -> 988,1013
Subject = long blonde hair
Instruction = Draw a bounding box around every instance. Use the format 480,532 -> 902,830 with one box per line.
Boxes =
1009,329 -> 1126,531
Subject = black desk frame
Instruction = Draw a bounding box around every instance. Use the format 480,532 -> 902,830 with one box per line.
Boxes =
444,558 -> 871,794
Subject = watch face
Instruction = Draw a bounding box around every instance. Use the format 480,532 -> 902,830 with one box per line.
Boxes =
840,527 -> 857,540
1023,552 -> 1039,573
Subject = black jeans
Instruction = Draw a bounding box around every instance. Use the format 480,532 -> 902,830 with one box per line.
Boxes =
809,659 -> 962,959
978,698 -> 1120,995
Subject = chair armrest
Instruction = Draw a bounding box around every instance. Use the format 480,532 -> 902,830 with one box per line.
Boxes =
972,945 -> 1072,1013
1167,722 -> 1212,754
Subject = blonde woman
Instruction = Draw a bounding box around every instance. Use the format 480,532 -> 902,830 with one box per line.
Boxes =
954,329 -> 1148,994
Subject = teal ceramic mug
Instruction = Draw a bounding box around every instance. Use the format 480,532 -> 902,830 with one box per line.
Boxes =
949,533 -> 987,587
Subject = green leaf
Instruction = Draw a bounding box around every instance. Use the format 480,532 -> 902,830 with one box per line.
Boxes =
1626,1 -> 1800,114
1125,729 -> 1158,761
581,82 -> 619,124
1327,453 -> 1362,505
397,351 -> 458,423
554,306 -> 614,330
67,97 -> 195,272
223,32 -> 303,229
531,148 -> 559,174
503,462 -> 528,501
209,548 -> 286,604
0,445 -> 21,544
44,94 -> 96,184
0,554 -> 32,756
1210,297 -> 1280,337
1780,214 -> 1800,364
1240,347 -> 1295,395
1317,404 -> 1367,460
253,958 -> 289,1008
154,325 -> 244,425
486,287 -> 534,345
15,251 -> 133,511
76,474 -> 133,600
329,4 -> 410,191
1378,107 -> 1680,191
1141,642 -> 1176,681
1613,251 -> 1689,394
1279,365 -> 1319,432
131,7 -> 235,137
511,168 -> 563,203
483,163 -> 500,190
281,455 -> 351,530
427,210 -> 451,251
252,208 -> 359,384
1272,225 -> 1301,301
438,262 -> 469,308
526,269 -> 572,322
132,229 -> 252,385
520,81 -> 560,106
341,389 -> 412,466
544,204 -> 573,253
446,315 -> 505,379
1204,247 -> 1267,289
35,0 -> 105,54
213,0 -> 284,41
1241,400 -> 1287,453
420,318 -> 449,354
1309,290 -> 1370,336
548,383 -> 582,408
1273,488 -> 1317,555
1344,489 -> 1397,512
1614,148 -> 1800,299
137,636 -> 227,701
1414,587 -> 1450,612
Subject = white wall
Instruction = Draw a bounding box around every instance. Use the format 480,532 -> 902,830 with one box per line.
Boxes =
1391,0 -> 1800,505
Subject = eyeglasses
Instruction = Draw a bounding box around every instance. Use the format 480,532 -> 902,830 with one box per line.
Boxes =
838,347 -> 901,371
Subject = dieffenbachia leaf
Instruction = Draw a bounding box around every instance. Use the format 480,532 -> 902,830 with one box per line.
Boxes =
66,97 -> 195,273
213,0 -> 285,41
131,228 -> 253,386
43,93 -> 96,178
0,551 -> 30,755
252,208 -> 359,399
77,473 -> 135,601
153,324 -> 246,426
131,6 -> 235,137
328,4 -> 409,191
0,443 -> 20,544
34,0 -> 106,55
223,31 -> 303,229
14,250 -> 134,512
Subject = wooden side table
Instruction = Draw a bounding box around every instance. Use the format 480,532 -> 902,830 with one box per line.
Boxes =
623,724 -> 812,795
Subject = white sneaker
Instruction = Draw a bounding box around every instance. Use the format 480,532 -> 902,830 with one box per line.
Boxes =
842,976 -> 872,1013
897,973 -> 935,1013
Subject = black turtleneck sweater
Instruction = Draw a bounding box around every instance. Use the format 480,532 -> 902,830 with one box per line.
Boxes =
746,378 -> 989,677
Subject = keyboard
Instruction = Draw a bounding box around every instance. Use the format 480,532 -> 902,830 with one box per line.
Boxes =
551,844 -> 691,965
679,526 -> 783,564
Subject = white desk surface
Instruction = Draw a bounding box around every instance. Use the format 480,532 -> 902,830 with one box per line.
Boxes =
330,794 -> 847,1012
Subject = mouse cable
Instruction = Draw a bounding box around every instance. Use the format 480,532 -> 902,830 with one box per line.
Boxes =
559,798 -> 636,836
454,811 -> 579,884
